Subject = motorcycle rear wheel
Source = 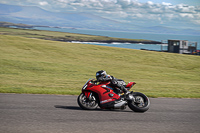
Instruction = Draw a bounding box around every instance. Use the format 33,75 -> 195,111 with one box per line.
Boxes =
77,93 -> 98,110
128,92 -> 150,112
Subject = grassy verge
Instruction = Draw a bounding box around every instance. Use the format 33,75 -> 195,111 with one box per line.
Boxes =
0,31 -> 200,98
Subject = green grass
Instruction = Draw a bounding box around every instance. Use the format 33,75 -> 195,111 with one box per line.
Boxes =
0,32 -> 200,98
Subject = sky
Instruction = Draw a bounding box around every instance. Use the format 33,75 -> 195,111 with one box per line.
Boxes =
0,0 -> 200,29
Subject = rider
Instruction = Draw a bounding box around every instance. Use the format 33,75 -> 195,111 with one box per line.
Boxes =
95,70 -> 131,97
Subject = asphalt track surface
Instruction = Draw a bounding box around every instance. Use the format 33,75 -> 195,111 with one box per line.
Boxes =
0,93 -> 200,133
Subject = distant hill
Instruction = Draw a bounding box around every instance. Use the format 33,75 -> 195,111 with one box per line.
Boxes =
0,3 -> 200,35
0,22 -> 33,28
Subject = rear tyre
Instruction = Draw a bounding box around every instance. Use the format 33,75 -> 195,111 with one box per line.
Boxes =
128,92 -> 150,112
77,93 -> 98,110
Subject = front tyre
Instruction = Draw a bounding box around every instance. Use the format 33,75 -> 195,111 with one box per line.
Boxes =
128,92 -> 150,112
77,93 -> 98,110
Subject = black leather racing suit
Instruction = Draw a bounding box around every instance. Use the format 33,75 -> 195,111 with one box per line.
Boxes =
97,75 -> 129,94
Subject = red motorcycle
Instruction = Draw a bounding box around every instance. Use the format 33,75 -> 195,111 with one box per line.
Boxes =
77,79 -> 150,112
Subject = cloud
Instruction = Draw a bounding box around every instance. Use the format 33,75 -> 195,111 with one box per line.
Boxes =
1,0 -> 200,28
39,1 -> 48,6
162,2 -> 171,6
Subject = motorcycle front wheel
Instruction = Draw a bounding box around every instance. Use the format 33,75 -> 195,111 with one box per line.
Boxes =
77,93 -> 98,110
128,92 -> 150,112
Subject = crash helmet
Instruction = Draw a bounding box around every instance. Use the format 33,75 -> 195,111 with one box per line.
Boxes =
96,70 -> 107,81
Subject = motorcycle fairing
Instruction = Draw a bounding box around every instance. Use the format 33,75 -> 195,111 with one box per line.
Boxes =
126,82 -> 136,90
82,81 -> 121,107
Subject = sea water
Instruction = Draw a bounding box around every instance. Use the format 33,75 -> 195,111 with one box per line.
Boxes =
33,27 -> 200,51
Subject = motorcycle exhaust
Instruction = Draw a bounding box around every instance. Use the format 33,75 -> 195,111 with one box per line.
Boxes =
114,101 -> 126,109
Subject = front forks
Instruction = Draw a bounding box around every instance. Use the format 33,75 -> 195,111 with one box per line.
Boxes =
88,92 -> 93,100
86,92 -> 96,101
